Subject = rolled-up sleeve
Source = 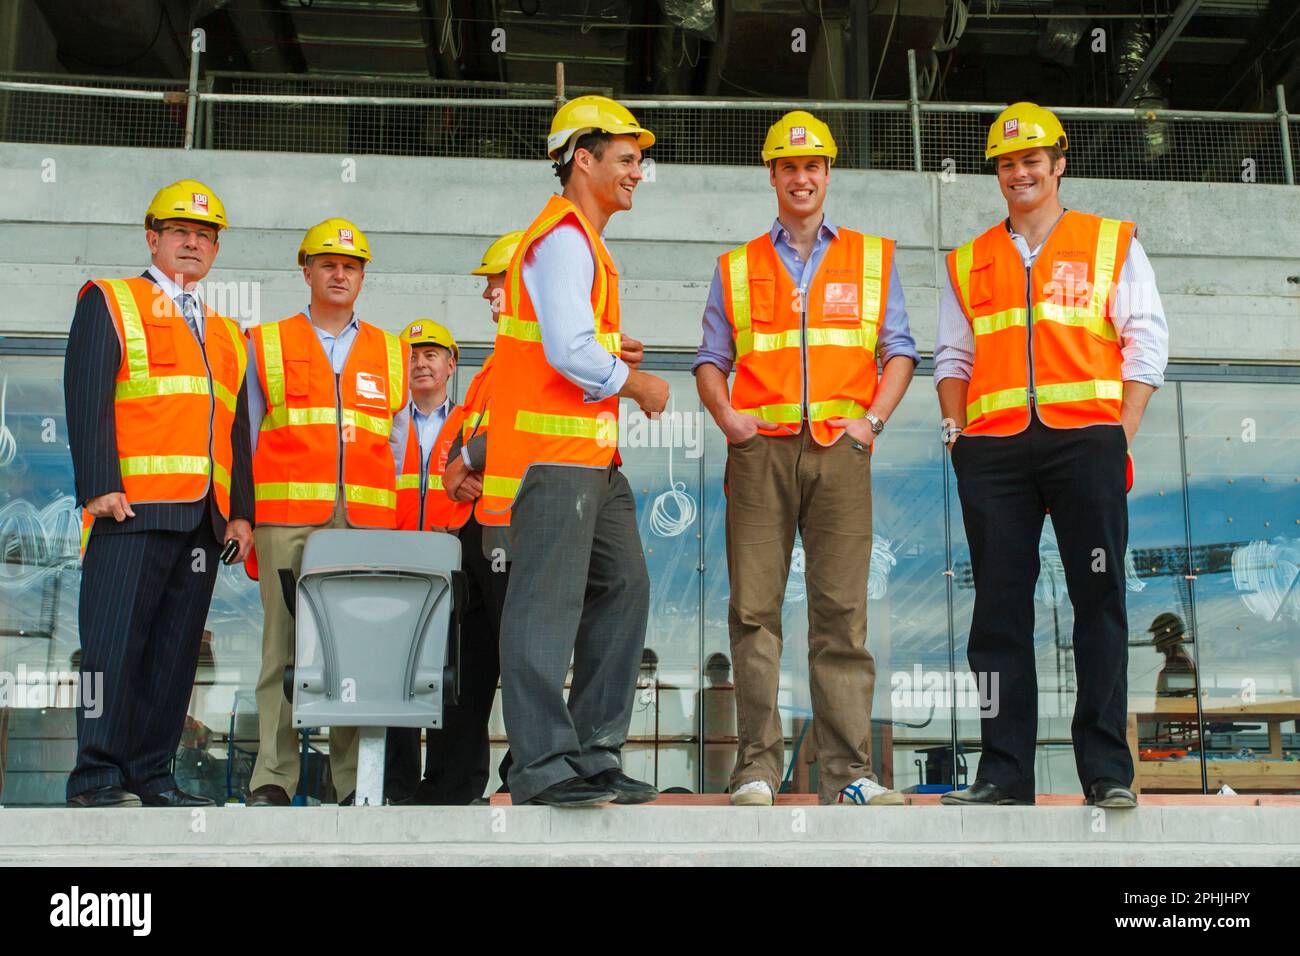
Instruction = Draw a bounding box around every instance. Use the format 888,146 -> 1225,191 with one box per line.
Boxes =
933,269 -> 975,385
523,223 -> 629,403
692,264 -> 736,376
244,336 -> 267,454
877,261 -> 920,367
1114,238 -> 1169,388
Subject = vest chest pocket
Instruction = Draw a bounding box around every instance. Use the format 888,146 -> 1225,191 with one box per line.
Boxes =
968,259 -> 996,308
286,358 -> 312,398
747,275 -> 776,327
143,315 -> 177,366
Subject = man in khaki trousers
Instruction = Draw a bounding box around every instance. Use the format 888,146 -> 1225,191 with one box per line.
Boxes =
695,111 -> 917,806
243,219 -> 409,806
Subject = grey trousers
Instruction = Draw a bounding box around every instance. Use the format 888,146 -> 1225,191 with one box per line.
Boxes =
499,464 -> 650,804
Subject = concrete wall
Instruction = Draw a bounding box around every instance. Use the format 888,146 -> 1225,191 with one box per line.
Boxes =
2,142 -> 1298,361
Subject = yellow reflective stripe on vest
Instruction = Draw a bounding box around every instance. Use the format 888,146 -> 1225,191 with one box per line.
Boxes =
427,474 -> 444,491
953,241 -> 975,313
1033,301 -> 1118,341
256,481 -> 335,502
342,407 -> 393,439
805,327 -> 877,350
261,322 -> 286,408
809,399 -> 868,421
1035,379 -> 1123,406
213,461 -> 230,492
596,331 -> 621,353
219,315 -> 248,384
515,410 -> 618,443
395,474 -> 421,491
345,484 -> 396,509
115,374 -> 208,401
735,402 -> 801,424
861,235 -> 884,334
464,410 -> 489,434
482,475 -> 521,499
103,279 -> 151,381
119,454 -> 212,478
727,246 -> 753,356
384,332 -> 404,411
260,405 -> 337,431
497,313 -> 541,343
971,307 -> 1028,338
966,386 -> 1029,422
751,329 -> 801,352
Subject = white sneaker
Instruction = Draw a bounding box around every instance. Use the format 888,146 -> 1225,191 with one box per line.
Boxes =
730,780 -> 774,806
837,777 -> 904,806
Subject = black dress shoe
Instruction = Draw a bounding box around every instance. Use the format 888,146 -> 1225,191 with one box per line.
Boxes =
1087,779 -> 1137,808
140,788 -> 215,808
585,768 -> 658,805
66,785 -> 142,808
526,777 -> 616,807
246,784 -> 291,807
940,779 -> 1034,806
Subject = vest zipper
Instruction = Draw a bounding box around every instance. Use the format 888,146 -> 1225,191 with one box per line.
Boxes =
196,312 -> 216,502
334,370 -> 344,515
1024,262 -> 1036,417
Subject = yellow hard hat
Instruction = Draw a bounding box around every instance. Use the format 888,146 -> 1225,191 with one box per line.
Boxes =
761,111 -> 837,166
298,218 -> 371,266
986,102 -> 1068,160
145,179 -> 228,231
401,319 -> 458,360
471,231 -> 524,276
547,95 -> 655,162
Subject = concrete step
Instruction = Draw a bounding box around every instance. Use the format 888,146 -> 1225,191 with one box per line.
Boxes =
2,800 -> 1297,866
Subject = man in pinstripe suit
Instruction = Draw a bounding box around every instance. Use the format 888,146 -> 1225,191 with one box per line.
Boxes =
64,181 -> 254,808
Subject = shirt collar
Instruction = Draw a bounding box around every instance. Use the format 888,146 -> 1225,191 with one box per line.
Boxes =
146,264 -> 204,310
410,395 -> 451,420
303,304 -> 360,335
769,215 -> 838,247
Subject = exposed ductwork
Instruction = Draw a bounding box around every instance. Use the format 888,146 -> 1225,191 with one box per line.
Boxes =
1115,20 -> 1170,160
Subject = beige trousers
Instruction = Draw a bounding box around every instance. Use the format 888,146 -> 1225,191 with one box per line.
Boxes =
725,429 -> 877,804
248,502 -> 358,800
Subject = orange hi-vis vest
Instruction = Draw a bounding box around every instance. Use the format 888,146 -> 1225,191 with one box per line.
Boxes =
78,277 -> 247,555
475,196 -> 621,528
947,210 -> 1135,436
398,355 -> 496,531
249,313 -> 407,528
719,227 -> 894,446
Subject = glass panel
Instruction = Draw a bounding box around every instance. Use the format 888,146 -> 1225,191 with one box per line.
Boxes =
1183,381 -> 1300,795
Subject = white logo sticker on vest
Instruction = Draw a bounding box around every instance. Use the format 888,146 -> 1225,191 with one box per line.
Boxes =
355,371 -> 386,402
1049,260 -> 1091,305
823,282 -> 860,320
790,126 -> 806,146
1003,118 -> 1019,139
191,193 -> 209,213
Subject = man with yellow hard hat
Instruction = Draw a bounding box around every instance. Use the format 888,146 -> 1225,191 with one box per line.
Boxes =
936,103 -> 1168,809
64,180 -> 254,808
243,218 -> 409,807
695,111 -> 918,808
387,232 -> 524,804
476,96 -> 668,807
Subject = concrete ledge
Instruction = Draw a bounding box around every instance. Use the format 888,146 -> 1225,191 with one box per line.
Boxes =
3,803 -> 1297,866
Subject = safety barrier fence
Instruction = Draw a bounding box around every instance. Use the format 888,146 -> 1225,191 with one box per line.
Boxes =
1,48 -> 1296,185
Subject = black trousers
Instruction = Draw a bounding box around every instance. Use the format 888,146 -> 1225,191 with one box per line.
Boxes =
952,417 -> 1133,799
68,520 -> 221,799
384,516 -> 509,804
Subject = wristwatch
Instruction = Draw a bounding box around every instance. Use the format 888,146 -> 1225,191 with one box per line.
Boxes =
941,420 -> 963,445
865,412 -> 885,435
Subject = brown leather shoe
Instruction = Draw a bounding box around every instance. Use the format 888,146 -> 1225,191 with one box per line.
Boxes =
245,784 -> 291,807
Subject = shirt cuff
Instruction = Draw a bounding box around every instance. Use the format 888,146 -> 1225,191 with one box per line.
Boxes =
933,365 -> 972,387
586,356 -> 630,403
461,446 -> 473,468
1122,368 -> 1165,388
691,353 -> 733,376
880,346 -> 921,367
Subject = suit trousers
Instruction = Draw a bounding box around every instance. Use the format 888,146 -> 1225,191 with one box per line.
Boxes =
68,520 -> 220,798
952,416 -> 1133,799
725,429 -> 877,804
249,501 -> 359,801
499,464 -> 650,804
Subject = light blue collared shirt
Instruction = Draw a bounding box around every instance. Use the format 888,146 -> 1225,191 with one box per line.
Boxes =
246,308 -> 405,471
410,395 -> 453,464
932,218 -> 1169,388
521,221 -> 629,402
146,264 -> 204,342
692,216 -> 920,376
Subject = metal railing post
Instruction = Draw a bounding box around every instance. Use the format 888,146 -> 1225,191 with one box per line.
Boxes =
907,48 -> 922,173
1278,84 -> 1295,186
184,29 -> 202,150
